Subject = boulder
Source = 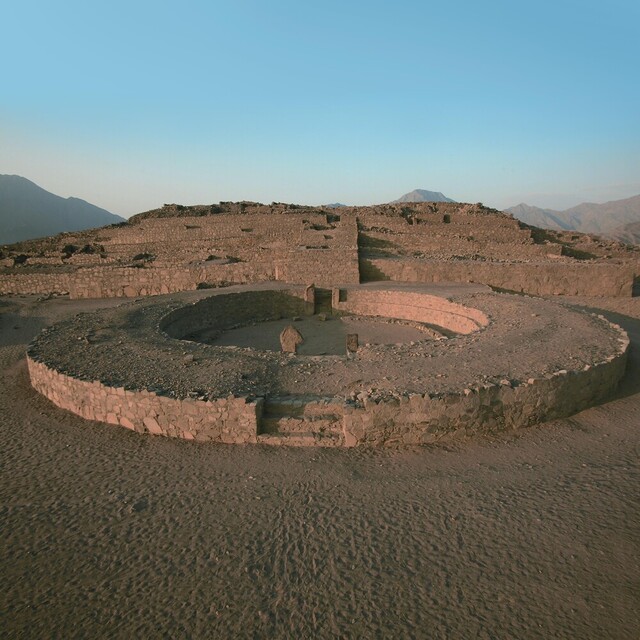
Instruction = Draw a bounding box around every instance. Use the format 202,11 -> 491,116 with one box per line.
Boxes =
280,325 -> 304,353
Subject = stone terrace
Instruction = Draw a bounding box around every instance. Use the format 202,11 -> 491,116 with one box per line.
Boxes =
1,201 -> 638,298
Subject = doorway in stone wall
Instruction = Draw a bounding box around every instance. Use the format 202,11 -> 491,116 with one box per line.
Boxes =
314,288 -> 333,314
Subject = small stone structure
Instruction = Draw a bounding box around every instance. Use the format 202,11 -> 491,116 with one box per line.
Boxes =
6,200 -> 635,447
346,334 -> 358,354
280,325 -> 304,353
26,283 -> 629,447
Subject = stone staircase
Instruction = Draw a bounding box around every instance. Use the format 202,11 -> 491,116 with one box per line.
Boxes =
257,395 -> 344,447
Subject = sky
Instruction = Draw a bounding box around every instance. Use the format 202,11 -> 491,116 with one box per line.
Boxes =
1,0 -> 639,217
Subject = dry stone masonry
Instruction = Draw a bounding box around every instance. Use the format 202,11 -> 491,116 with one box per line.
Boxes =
25,283 -> 629,447
5,199 -> 635,446
2,201 -> 637,298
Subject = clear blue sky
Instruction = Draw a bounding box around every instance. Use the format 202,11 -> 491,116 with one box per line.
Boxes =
1,0 -> 639,216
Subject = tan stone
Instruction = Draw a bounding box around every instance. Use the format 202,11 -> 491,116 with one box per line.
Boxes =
304,283 -> 315,303
120,417 -> 136,430
143,416 -> 163,435
280,325 -> 304,353
23,274 -> 630,448
346,333 -> 358,353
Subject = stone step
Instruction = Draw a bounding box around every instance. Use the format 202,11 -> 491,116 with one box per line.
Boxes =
257,431 -> 343,447
262,396 -> 344,418
259,395 -> 345,442
260,415 -> 343,435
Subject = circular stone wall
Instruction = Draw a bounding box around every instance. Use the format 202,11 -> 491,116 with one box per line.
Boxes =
26,283 -> 629,446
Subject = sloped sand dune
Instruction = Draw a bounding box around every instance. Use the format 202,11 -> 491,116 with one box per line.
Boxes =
1,295 -> 639,638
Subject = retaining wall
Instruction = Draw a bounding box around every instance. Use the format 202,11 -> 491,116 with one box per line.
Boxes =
0,263 -> 273,299
0,250 -> 358,299
363,258 -> 635,297
26,329 -> 628,446
0,212 -> 360,297
26,286 -> 630,446
0,272 -> 73,296
160,289 -> 314,339
331,287 -> 488,334
342,346 -> 629,445
27,357 -> 261,443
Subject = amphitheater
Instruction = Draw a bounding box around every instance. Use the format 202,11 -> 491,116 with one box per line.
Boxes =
2,201 -> 639,446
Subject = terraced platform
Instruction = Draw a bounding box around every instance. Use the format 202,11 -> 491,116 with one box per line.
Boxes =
24,282 -> 629,446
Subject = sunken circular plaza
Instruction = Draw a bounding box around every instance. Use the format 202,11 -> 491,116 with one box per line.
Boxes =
26,282 -> 629,446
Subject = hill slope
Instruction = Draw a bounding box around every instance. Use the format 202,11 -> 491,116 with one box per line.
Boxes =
0,175 -> 124,244
391,189 -> 456,203
505,203 -> 571,231
506,194 -> 640,243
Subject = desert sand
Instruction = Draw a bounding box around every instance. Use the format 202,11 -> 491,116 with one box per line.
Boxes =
1,293 -> 639,638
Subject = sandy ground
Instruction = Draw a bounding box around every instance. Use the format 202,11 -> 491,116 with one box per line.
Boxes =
1,294 -> 639,639
210,315 -> 436,355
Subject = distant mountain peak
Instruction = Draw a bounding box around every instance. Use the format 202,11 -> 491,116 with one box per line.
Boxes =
506,194 -> 640,243
391,189 -> 456,203
0,174 -> 125,244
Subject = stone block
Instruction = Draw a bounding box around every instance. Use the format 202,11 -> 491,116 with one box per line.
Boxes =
120,417 -> 136,430
143,416 -> 163,435
280,324 -> 304,353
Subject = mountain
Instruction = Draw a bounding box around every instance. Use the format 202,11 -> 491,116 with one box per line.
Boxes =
506,194 -> 640,244
559,195 -> 640,235
505,203 -> 571,231
0,175 -> 125,244
607,220 -> 640,245
324,203 -> 347,208
391,189 -> 456,203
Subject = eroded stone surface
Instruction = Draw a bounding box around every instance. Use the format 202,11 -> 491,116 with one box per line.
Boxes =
1,202 -> 637,298
280,325 -> 304,353
26,282 -> 629,446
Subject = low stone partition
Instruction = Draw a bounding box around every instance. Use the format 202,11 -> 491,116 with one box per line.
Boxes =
331,286 -> 488,334
26,283 -> 629,446
363,258 -> 636,297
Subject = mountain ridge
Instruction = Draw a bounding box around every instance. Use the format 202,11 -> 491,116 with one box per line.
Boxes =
391,189 -> 456,203
506,194 -> 640,244
0,175 -> 124,244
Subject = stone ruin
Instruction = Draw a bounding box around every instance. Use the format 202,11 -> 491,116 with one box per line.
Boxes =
1,201 -> 638,299
1,199 -> 635,446
25,282 -> 629,447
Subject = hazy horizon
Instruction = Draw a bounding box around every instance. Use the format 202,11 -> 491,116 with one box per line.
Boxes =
1,0 -> 638,218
